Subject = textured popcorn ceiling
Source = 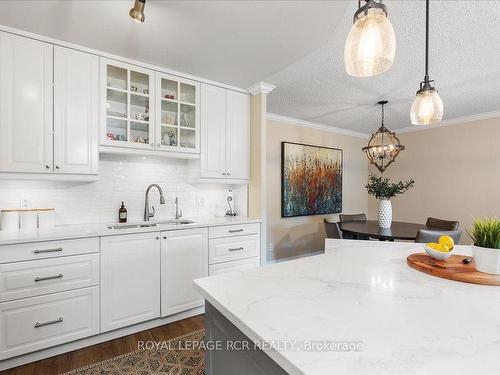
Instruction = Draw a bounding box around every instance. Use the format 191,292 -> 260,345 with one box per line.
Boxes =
265,0 -> 500,133
0,1 -> 498,133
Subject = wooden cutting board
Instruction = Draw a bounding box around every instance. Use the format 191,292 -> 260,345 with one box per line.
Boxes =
407,253 -> 500,286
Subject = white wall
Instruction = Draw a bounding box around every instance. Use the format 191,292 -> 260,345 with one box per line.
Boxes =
0,154 -> 247,226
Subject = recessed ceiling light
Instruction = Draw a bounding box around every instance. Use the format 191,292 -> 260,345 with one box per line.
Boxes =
129,0 -> 146,23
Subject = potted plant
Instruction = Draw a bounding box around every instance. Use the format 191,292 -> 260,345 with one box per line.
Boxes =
468,218 -> 500,274
365,174 -> 415,228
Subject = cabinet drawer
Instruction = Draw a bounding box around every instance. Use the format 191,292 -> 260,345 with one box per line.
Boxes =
0,253 -> 99,302
0,286 -> 99,359
209,257 -> 260,276
0,237 -> 99,263
209,235 -> 260,265
209,223 -> 260,239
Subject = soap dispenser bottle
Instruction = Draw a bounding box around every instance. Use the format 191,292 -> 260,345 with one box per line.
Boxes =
119,202 -> 127,223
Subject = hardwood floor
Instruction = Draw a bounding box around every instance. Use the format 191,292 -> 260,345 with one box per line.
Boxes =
1,315 -> 205,375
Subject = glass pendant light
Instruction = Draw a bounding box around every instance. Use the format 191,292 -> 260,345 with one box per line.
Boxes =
129,0 -> 146,23
344,0 -> 396,78
410,0 -> 443,125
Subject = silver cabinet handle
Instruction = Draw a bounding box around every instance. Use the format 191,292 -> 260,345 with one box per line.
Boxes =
163,236 -> 167,239
34,273 -> 63,282
229,247 -> 244,252
228,229 -> 244,233
222,172 -> 226,176
45,165 -> 50,169
34,317 -> 63,328
55,165 -> 60,170
34,247 -> 63,254
156,236 -> 160,240
227,173 -> 231,176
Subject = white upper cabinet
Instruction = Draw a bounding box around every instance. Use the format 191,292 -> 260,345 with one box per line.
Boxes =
0,32 -> 53,173
100,58 -> 155,151
225,90 -> 250,180
156,73 -> 200,154
200,84 -> 250,182
54,46 -> 99,175
201,84 -> 226,178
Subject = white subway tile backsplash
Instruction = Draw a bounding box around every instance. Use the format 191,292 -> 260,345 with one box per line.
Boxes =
0,154 -> 247,226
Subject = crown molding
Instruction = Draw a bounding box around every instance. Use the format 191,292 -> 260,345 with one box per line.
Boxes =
266,113 -> 370,139
248,82 -> 276,96
397,110 -> 500,134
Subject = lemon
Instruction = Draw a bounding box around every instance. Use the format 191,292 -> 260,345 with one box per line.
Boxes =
438,235 -> 454,251
426,242 -> 438,249
434,244 -> 450,253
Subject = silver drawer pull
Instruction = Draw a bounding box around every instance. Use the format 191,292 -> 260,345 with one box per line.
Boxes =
228,229 -> 244,233
34,274 -> 63,282
34,247 -> 63,254
34,317 -> 63,328
229,247 -> 244,252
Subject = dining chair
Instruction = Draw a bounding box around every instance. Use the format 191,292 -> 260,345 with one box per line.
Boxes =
338,213 -> 369,240
415,229 -> 462,244
339,213 -> 367,223
324,219 -> 343,239
425,217 -> 459,231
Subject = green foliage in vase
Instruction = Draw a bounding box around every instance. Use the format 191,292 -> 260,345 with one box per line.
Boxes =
468,218 -> 500,249
365,174 -> 415,200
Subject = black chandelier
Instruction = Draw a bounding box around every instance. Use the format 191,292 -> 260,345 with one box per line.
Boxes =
362,101 -> 405,173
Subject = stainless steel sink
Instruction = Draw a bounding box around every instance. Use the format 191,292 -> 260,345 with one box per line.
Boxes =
107,220 -> 193,230
158,220 -> 194,225
107,223 -> 158,230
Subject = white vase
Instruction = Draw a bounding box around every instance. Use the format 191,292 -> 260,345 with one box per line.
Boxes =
378,199 -> 392,228
472,245 -> 500,274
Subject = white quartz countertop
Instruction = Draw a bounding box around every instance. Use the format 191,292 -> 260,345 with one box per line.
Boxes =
0,217 -> 261,245
193,239 -> 500,375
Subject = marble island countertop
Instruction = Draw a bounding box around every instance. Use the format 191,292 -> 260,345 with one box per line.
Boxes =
193,239 -> 500,375
0,216 -> 261,245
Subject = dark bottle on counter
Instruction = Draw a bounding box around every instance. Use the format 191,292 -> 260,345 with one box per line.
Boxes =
119,202 -> 127,223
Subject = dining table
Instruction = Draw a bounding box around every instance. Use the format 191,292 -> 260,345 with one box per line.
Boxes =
339,220 -> 427,241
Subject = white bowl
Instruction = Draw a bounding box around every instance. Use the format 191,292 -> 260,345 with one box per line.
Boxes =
424,245 -> 453,261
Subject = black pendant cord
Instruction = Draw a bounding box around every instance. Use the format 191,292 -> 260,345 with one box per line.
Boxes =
425,0 -> 430,82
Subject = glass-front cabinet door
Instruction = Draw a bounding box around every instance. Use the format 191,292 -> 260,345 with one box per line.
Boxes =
155,73 -> 199,154
100,58 -> 155,150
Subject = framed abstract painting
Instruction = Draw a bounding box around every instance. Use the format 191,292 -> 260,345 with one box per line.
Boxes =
281,142 -> 343,218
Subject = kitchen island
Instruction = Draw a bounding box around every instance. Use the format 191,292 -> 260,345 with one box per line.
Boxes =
193,239 -> 500,375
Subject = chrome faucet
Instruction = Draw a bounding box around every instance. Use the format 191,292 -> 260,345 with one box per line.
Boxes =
175,197 -> 183,220
144,184 -> 165,221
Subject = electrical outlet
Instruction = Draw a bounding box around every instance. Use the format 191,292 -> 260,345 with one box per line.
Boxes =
20,197 -> 33,208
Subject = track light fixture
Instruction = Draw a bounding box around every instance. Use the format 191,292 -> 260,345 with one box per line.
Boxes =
129,0 -> 146,23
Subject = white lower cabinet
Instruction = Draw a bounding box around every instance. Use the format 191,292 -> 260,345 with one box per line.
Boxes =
0,223 -> 261,364
208,223 -> 261,276
161,228 -> 208,317
209,235 -> 260,265
100,233 -> 161,332
209,257 -> 260,276
0,253 -> 99,302
0,286 -> 99,360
